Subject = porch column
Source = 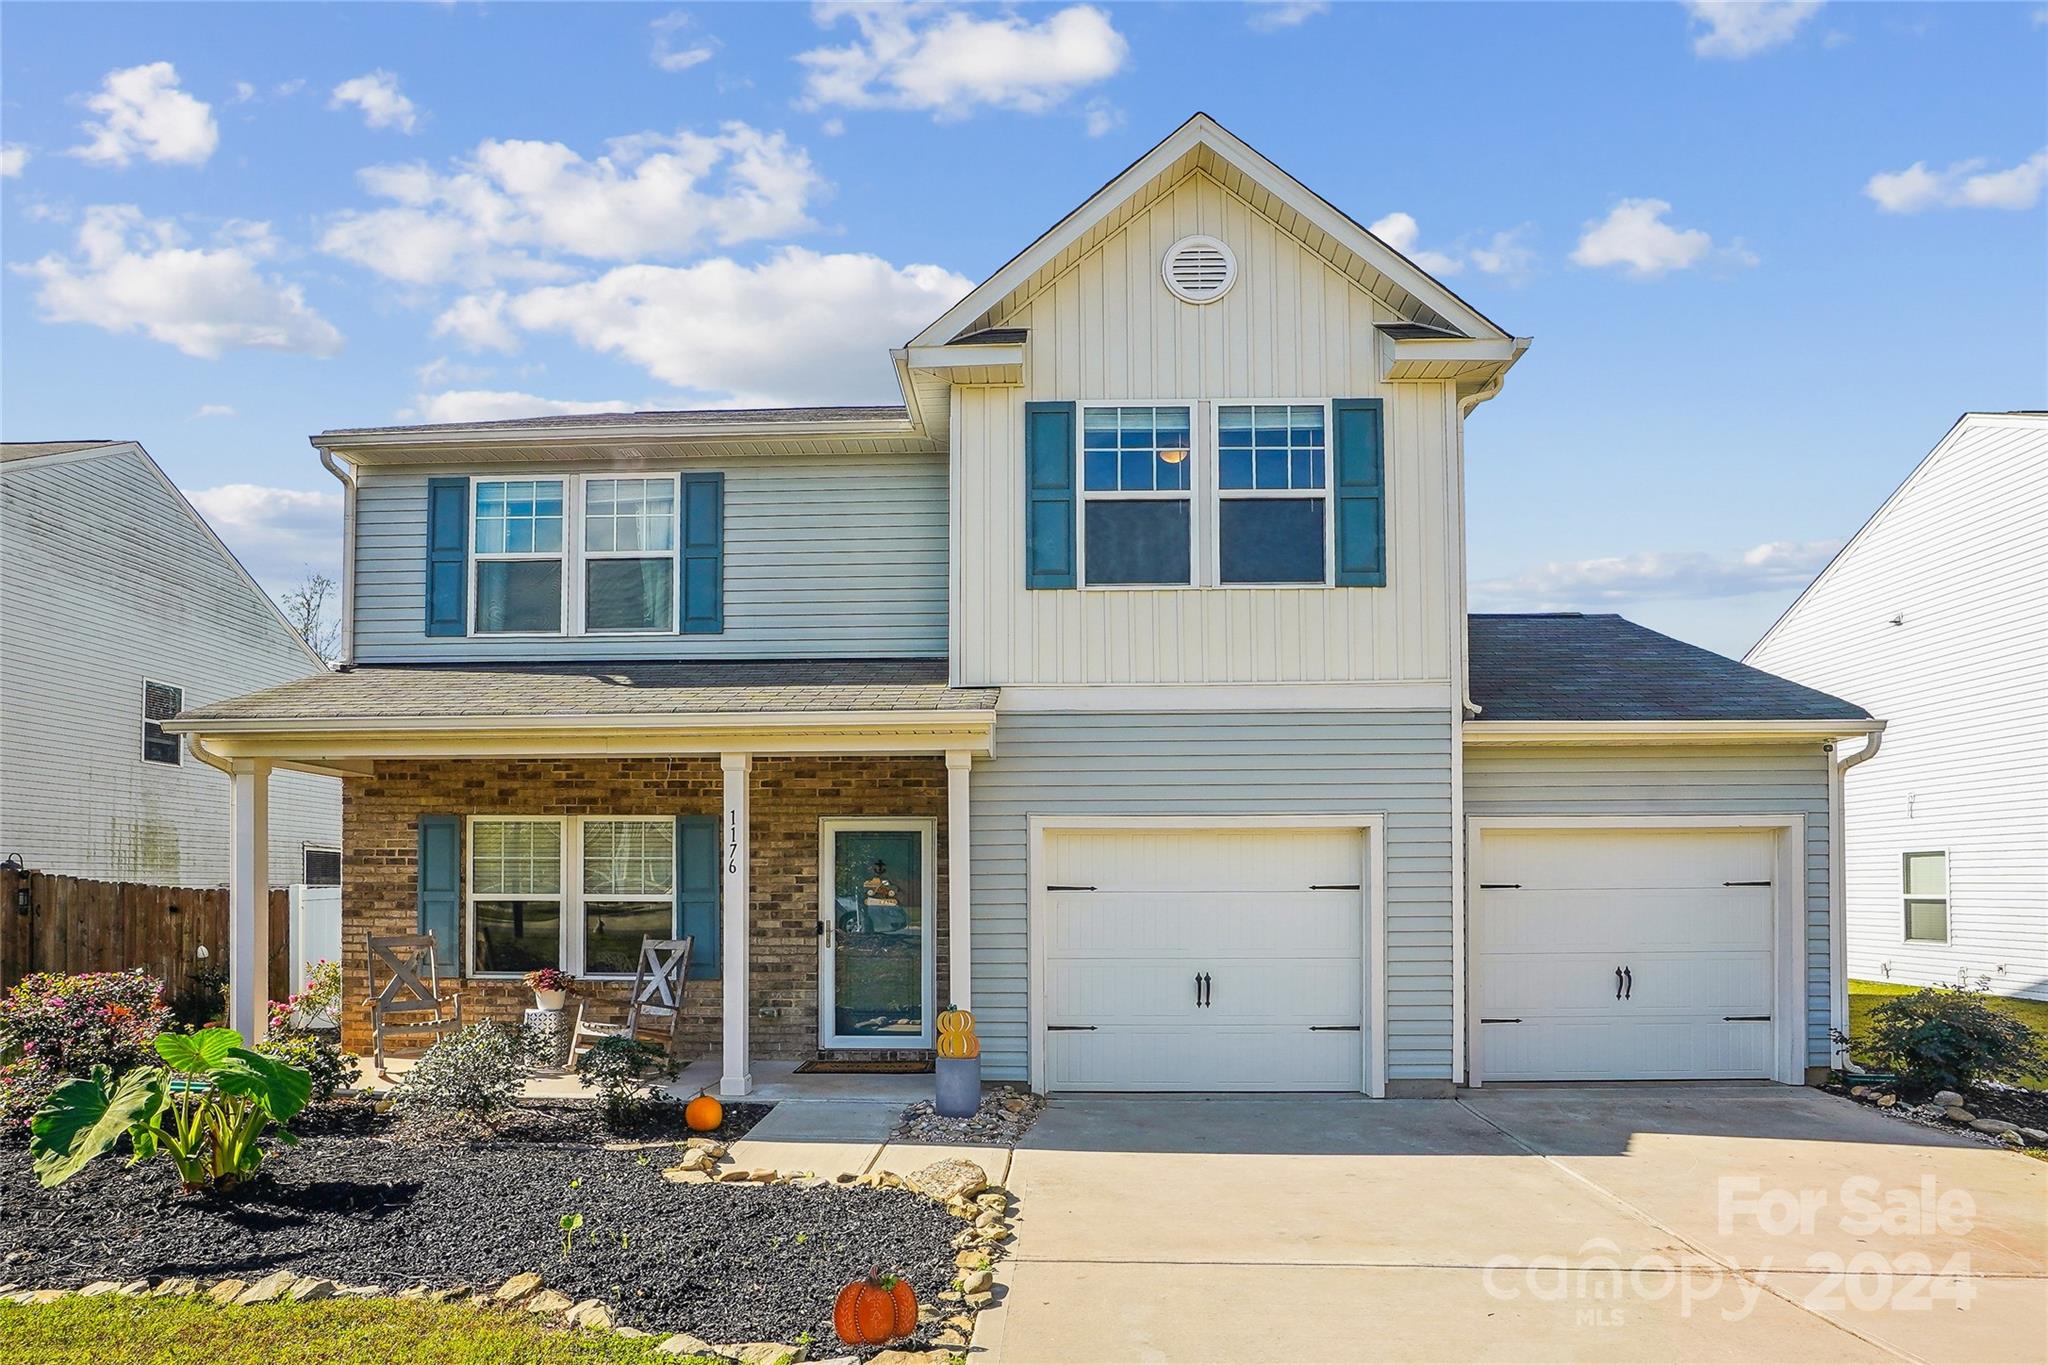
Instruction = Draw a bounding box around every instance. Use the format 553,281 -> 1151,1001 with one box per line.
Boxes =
227,758 -> 271,1043
946,749 -> 972,1011
719,753 -> 753,1097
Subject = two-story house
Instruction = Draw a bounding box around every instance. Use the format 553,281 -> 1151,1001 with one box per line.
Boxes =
169,115 -> 1878,1098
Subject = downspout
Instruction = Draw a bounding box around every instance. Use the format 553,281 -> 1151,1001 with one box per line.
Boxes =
1827,726 -> 1885,1073
319,448 -> 357,668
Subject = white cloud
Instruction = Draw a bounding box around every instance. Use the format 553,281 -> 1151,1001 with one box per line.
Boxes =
1369,212 -> 1465,277
330,70 -> 420,134
797,3 -> 1128,119
434,290 -> 519,352
320,122 -> 823,286
0,144 -> 27,178
501,247 -> 972,406
414,355 -> 495,388
232,81 -> 258,104
1571,198 -> 1756,278
1865,148 -> 2048,213
1684,1 -> 1823,58
192,403 -> 237,418
1371,213 -> 1538,282
187,483 -> 344,585
69,62 -> 218,167
652,11 -> 719,72
414,390 -> 634,424
1469,224 -> 1538,281
1474,539 -> 1842,610
16,205 -> 344,358
1247,2 -> 1329,32
1082,97 -> 1124,138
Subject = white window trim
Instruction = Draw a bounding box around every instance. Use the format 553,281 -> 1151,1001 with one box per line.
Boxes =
577,815 -> 681,979
142,679 -> 184,766
465,814 -> 682,980
574,473 -> 682,637
469,478 -> 569,638
1901,848 -> 1950,945
469,473 -> 686,638
1077,401 -> 1198,591
817,816 -> 939,1049
1211,400 -> 1334,588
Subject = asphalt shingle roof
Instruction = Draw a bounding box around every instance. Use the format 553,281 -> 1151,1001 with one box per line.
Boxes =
316,406 -> 910,440
1469,614 -> 1869,722
172,658 -> 996,726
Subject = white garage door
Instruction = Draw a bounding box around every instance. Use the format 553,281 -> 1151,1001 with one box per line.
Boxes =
1042,826 -> 1365,1092
1475,828 -> 1778,1082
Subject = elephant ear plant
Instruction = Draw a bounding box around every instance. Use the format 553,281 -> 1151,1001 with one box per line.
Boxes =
29,1026 -> 312,1193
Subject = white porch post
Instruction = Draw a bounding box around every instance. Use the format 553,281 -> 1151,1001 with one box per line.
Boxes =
227,759 -> 271,1043
720,753 -> 753,1097
946,749 -> 972,1011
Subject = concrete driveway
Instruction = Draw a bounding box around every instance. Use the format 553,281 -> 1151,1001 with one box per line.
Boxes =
973,1086 -> 2047,1364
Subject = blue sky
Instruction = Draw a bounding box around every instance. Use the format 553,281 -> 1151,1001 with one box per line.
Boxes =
2,1 -> 2042,657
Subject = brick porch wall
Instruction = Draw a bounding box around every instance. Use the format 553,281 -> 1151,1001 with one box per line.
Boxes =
339,756 -> 950,1064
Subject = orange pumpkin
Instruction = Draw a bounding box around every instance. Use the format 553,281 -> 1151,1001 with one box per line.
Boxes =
684,1092 -> 724,1133
833,1268 -> 918,1346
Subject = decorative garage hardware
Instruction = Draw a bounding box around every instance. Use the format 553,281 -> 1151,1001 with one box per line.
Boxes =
1724,1015 -> 1771,1022
1046,1025 -> 1097,1031
1310,1024 -> 1362,1031
1724,880 -> 1772,887
1310,883 -> 1361,891
1479,883 -> 1521,890
1045,884 -> 1097,892
1612,966 -> 1633,999
1193,972 -> 1213,1007
1480,1018 -> 1523,1024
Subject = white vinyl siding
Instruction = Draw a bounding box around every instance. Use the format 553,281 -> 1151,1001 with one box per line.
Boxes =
970,709 -> 1454,1083
0,446 -> 339,886
1463,744 -> 1836,1068
1747,414 -> 2047,1000
352,450 -> 949,662
950,168 -> 1460,688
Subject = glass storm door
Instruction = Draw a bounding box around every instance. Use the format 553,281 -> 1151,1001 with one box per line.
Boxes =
818,819 -> 936,1049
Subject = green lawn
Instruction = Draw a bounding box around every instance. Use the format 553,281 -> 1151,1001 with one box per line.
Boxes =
0,1296 -> 725,1365
1847,978 -> 2048,1090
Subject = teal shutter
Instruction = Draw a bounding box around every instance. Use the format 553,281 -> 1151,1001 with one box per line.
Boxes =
675,815 -> 719,980
679,473 -> 724,634
1332,399 -> 1386,588
1024,401 -> 1077,589
416,814 -> 461,973
424,477 -> 469,636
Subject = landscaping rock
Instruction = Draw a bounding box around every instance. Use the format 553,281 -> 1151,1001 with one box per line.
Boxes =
425,1284 -> 471,1303
21,1289 -> 69,1305
655,1332 -> 719,1356
1876,1093 -> 1898,1108
236,1270 -> 300,1306
960,1268 -> 994,1294
893,1091 -> 1046,1147
1933,1090 -> 1965,1108
526,1289 -> 575,1315
1970,1118 -> 2021,1135
334,1285 -> 383,1297
2022,1127 -> 2048,1144
149,1278 -> 196,1298
79,1280 -> 124,1297
906,1159 -> 988,1203
947,1314 -> 975,1332
685,1137 -> 728,1158
493,1273 -> 544,1303
974,1209 -> 1003,1229
1944,1107 -> 1975,1123
205,1279 -> 249,1305
716,1167 -> 753,1183
869,1352 -> 958,1365
119,1280 -> 151,1296
566,1298 -> 613,1330
954,1250 -> 988,1269
932,1329 -> 968,1347
1997,1131 -> 2025,1148
720,1344 -> 802,1365
287,1277 -> 336,1304
965,1289 -> 994,1308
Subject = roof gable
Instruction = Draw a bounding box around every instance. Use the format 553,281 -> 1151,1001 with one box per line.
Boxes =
907,112 -> 1512,349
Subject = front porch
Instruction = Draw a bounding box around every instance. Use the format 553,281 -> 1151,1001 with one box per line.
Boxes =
163,659 -> 998,1098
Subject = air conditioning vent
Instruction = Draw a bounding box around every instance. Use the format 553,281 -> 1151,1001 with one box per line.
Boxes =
1162,235 -> 1237,304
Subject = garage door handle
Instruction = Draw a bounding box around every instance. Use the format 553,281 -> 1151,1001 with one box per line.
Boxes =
1615,967 -> 1625,1000
1623,966 -> 1632,1000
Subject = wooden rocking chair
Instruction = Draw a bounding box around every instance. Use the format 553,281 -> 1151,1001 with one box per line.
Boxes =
366,933 -> 464,1073
569,936 -> 692,1063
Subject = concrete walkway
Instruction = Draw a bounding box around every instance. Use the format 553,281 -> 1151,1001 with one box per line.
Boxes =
726,1099 -> 1014,1185
976,1086 -> 2048,1364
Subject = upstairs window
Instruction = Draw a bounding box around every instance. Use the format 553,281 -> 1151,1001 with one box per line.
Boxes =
583,477 -> 676,633
1902,851 -> 1949,943
303,846 -> 342,886
142,680 -> 182,765
1081,405 -> 1192,586
473,480 -> 565,634
1217,404 -> 1328,584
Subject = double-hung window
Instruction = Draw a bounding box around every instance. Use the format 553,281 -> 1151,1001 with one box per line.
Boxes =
1217,404 -> 1329,584
580,818 -> 676,975
142,680 -> 183,765
1081,405 -> 1193,586
583,478 -> 676,633
1902,851 -> 1949,943
473,480 -> 566,634
469,818 -> 565,973
467,815 -> 677,978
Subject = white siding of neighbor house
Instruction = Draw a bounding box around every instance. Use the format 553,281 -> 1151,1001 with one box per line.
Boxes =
969,709 -> 1455,1083
351,449 -> 950,662
0,446 -> 339,887
950,168 -> 1461,689
1463,744 -> 1838,1067
1747,413 -> 2048,1001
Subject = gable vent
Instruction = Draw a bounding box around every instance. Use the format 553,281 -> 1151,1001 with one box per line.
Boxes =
1162,235 -> 1237,304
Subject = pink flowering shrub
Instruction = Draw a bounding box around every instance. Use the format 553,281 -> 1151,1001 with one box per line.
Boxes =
0,971 -> 171,1134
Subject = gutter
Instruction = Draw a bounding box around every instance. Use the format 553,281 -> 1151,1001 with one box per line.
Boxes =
319,448 -> 357,667
309,412 -> 921,455
163,708 -> 1000,737
1828,725 -> 1886,1073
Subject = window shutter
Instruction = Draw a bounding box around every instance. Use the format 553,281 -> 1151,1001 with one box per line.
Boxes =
679,473 -> 724,634
1024,401 -> 1077,590
416,814 -> 461,973
424,477 -> 469,636
1332,399 -> 1386,588
675,815 -> 719,980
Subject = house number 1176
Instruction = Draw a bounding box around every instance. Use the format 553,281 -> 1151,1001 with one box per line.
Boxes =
727,810 -> 739,875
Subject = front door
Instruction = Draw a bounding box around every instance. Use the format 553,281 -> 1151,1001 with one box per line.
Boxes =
819,818 -> 936,1049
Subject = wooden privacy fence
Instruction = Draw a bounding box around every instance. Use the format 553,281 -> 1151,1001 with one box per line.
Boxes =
0,867 -> 291,1006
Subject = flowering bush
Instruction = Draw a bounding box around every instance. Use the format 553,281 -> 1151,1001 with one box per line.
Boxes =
257,1030 -> 351,1106
523,967 -> 573,994
268,959 -> 344,1033
0,971 -> 171,1133
392,1021 -> 534,1127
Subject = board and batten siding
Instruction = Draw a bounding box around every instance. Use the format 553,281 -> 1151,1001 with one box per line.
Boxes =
1462,744 -> 1836,1066
951,168 -> 1460,688
351,450 -> 949,662
969,709 -> 1455,1083
1747,414 -> 2047,1000
0,447 -> 338,887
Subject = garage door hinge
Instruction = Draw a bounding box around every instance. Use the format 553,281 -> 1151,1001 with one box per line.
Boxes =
1309,1024 -> 1362,1031
1479,883 -> 1521,890
1046,1024 -> 1097,1031
1045,884 -> 1097,892
1311,883 -> 1361,890
1480,1017 -> 1523,1024
1723,1015 -> 1771,1022
1723,880 -> 1772,887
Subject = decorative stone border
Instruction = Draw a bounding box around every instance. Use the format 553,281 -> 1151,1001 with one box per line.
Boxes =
1843,1083 -> 2048,1149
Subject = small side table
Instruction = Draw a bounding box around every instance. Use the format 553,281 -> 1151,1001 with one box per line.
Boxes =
523,1006 -> 571,1069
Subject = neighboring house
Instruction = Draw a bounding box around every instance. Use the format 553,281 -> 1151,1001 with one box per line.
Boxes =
170,115 -> 1879,1095
1748,412 -> 2047,1002
0,440 -> 340,888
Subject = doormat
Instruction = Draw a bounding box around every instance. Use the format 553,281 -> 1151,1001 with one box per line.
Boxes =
793,1058 -> 934,1075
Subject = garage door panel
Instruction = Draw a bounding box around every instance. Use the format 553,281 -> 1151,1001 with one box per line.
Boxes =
1481,1019 -> 1772,1081
1046,890 -> 1360,958
1049,1026 -> 1361,1091
1049,828 -> 1362,891
1481,889 -> 1773,955
1485,829 -> 1773,891
1481,951 -> 1773,1016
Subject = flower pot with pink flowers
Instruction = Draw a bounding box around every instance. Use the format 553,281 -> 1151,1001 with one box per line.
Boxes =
523,968 -> 572,1011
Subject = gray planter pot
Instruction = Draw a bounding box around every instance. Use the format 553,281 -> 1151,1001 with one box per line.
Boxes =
935,1054 -> 982,1117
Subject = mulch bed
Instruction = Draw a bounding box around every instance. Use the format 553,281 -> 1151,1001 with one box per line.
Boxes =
0,1103 -> 964,1352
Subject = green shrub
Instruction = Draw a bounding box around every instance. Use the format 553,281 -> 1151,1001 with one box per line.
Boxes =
29,1026 -> 312,1193
574,1036 -> 662,1129
0,971 -> 171,1134
258,1030 -> 350,1106
392,1022 -> 531,1126
1862,985 -> 2048,1095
